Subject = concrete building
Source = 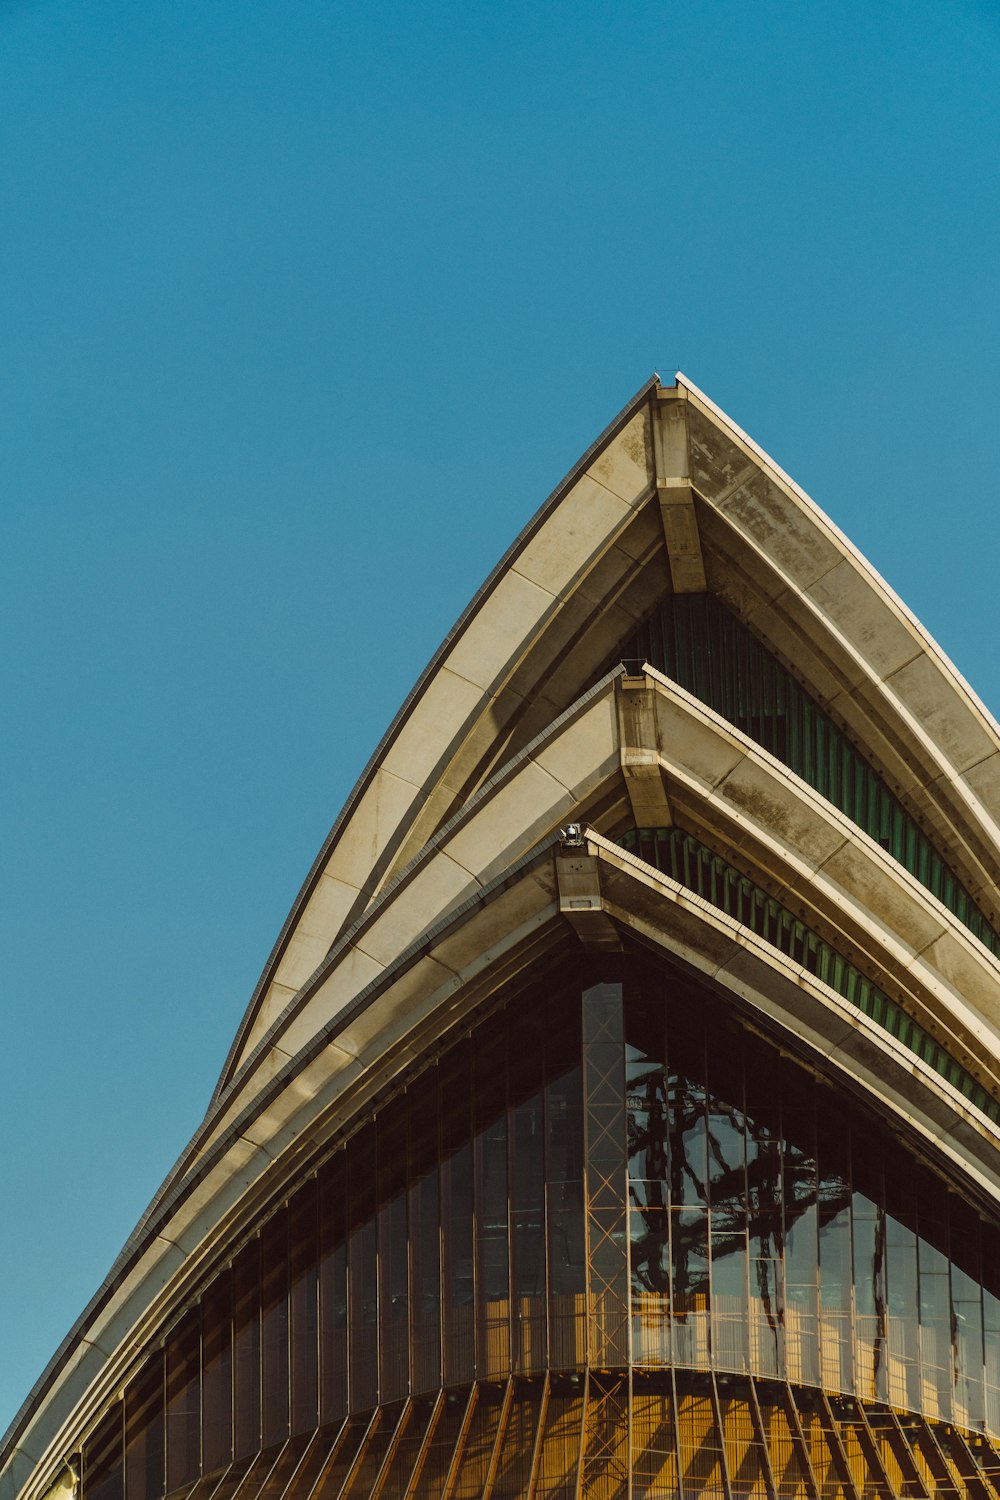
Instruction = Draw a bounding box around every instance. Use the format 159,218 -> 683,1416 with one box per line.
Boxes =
6,374 -> 1000,1497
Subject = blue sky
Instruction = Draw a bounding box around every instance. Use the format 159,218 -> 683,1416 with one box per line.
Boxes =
3,0 -> 999,1436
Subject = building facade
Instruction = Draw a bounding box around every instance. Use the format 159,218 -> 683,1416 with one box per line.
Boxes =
6,376 -> 1000,1497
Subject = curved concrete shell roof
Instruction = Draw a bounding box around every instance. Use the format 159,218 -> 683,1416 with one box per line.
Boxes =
216,373 -> 1000,1104
6,376 -> 1000,1500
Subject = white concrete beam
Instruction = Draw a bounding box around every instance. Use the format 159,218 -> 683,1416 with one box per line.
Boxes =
654,391 -> 707,593
556,845 -> 622,951
616,672 -> 673,828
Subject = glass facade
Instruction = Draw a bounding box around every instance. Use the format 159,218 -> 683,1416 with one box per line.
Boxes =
623,961 -> 1000,1431
624,591 -> 1000,959
77,952 -> 1000,1499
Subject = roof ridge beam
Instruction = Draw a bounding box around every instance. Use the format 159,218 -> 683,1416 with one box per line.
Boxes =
654,388 -> 707,593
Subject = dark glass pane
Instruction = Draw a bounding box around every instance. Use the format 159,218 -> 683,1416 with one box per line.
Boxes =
781,1070 -> 818,1388
491,1382 -> 545,1500
705,1020 -> 750,1374
348,1126 -> 378,1412
449,1386 -> 499,1499
883,1158 -> 919,1414
84,1404 -> 124,1500
201,1272 -> 233,1474
626,995 -> 668,1195
509,1003 -> 546,1374
199,1451 -> 255,1500
582,978 -> 630,1370
670,1209 -> 710,1367
232,1238 -> 261,1460
288,1179 -> 318,1436
473,1013 -> 509,1380
282,1424 -> 338,1500
545,1001 -> 585,1371
407,1068 -> 441,1395
440,1039 -> 474,1387
125,1355 -> 164,1500
416,1389 -> 468,1492
224,1445 -> 280,1500
377,1097 -> 409,1404
984,1224 -> 1000,1437
377,1397 -> 436,1500
254,1431 -> 311,1500
951,1196 -> 985,1431
851,1130 -> 886,1402
311,1416 -> 369,1500
666,1007 -> 706,1210
344,1403 -> 403,1495
816,1097 -> 853,1394
318,1152 -> 348,1425
259,1209 -> 289,1447
165,1309 -> 201,1491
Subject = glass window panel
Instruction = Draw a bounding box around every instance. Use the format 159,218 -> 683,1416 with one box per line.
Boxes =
918,1237 -> 953,1422
545,1003 -> 584,1371
440,1040 -> 475,1388
342,1403 -> 402,1496
851,1133 -> 887,1403
376,1098 -> 409,1404
407,1069 -> 441,1396
125,1354 -> 164,1500
509,1003 -> 546,1375
415,1389 -> 468,1493
377,1397 -> 436,1500
952,1197 -> 985,1430
670,1209 -> 710,1367
917,1168 -> 953,1423
782,1072 -> 818,1388
232,1239 -> 261,1460
667,1013 -> 707,1210
311,1415 -> 370,1500
749,1256 -> 783,1379
711,1210 -> 749,1374
165,1309 -> 201,1491
259,1209 -> 289,1448
288,1180 -> 318,1436
626,995 -> 669,1190
318,1152 -> 348,1425
448,1388 -> 498,1499
816,1101 -> 853,1393
703,1020 -> 745,1209
631,1204 -> 671,1366
492,1382 -> 544,1500
884,1214 -> 920,1413
84,1404 -> 124,1500
348,1127 -> 378,1413
201,1272 -> 233,1474
473,1013 -> 509,1380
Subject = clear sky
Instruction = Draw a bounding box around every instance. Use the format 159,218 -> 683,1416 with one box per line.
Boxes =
3,0 -> 1000,1439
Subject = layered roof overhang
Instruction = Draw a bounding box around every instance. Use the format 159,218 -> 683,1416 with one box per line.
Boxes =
7,376 -> 1000,1500
219,374 -> 1000,1098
